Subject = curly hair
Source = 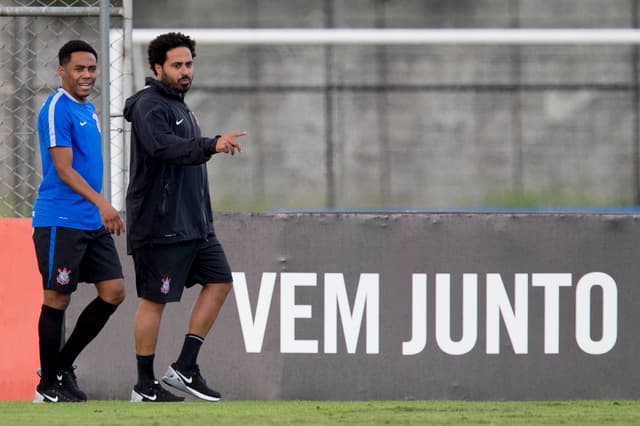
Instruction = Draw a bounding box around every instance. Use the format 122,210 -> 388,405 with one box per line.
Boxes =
147,32 -> 196,75
58,40 -> 98,66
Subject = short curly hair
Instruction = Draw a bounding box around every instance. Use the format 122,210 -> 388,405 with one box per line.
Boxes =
147,32 -> 196,75
58,40 -> 98,66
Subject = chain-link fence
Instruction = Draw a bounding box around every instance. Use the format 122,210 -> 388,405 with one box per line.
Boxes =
0,0 -> 129,217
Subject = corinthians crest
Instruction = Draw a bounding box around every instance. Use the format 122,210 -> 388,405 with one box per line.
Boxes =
160,277 -> 171,295
56,267 -> 72,285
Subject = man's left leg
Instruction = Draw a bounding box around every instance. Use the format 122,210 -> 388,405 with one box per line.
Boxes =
57,279 -> 125,400
188,282 -> 232,337
59,279 -> 125,368
162,282 -> 231,401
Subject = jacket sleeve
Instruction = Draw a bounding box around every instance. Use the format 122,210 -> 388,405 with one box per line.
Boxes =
132,97 -> 218,165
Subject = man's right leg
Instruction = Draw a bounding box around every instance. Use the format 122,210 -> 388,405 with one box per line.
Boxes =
33,226 -> 87,402
34,290 -> 80,403
134,298 -> 164,378
131,299 -> 184,402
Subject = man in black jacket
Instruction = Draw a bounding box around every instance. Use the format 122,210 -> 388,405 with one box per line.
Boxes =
124,32 -> 246,402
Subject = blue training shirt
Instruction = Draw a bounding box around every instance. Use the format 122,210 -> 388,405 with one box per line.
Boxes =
32,87 -> 103,230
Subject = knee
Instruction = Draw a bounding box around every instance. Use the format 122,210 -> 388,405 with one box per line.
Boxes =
205,282 -> 232,302
139,298 -> 165,311
108,288 -> 126,305
43,291 -> 71,310
211,284 -> 232,303
98,279 -> 126,305
137,298 -> 166,317
218,283 -> 232,299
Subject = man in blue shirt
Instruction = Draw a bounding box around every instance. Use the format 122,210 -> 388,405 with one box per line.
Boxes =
32,40 -> 125,403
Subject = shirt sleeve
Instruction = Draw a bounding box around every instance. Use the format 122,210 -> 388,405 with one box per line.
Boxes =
41,95 -> 73,149
132,97 -> 217,165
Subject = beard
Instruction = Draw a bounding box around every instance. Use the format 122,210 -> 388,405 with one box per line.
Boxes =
162,74 -> 192,93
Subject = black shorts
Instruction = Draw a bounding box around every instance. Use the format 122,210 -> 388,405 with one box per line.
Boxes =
132,234 -> 233,303
33,226 -> 124,293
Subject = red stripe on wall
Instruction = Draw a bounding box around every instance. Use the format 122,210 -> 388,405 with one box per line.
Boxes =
0,218 -> 41,400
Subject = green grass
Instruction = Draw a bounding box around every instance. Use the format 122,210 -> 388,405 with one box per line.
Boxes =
482,189 -> 634,209
2,400 -> 640,425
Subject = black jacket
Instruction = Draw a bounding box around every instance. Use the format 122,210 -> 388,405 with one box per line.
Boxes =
124,77 -> 219,253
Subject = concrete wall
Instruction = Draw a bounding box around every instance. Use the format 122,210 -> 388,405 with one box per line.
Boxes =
132,0 -> 640,210
1,1 -> 638,215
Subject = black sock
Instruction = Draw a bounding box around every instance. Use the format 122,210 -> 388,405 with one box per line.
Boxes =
175,334 -> 204,371
38,304 -> 65,384
58,297 -> 118,369
136,354 -> 156,386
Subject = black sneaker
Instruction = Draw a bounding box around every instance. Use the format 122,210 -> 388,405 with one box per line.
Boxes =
131,380 -> 185,402
162,363 -> 221,401
57,366 -> 87,401
33,380 -> 82,403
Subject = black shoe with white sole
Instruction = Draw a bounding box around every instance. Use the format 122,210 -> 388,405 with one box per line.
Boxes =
36,365 -> 87,401
33,380 -> 82,403
162,363 -> 221,401
131,380 -> 185,402
57,366 -> 87,401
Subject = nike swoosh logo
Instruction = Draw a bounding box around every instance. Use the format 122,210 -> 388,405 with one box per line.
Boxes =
176,118 -> 184,125
176,370 -> 193,384
139,392 -> 157,401
44,393 -> 59,402
79,121 -> 87,126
